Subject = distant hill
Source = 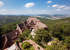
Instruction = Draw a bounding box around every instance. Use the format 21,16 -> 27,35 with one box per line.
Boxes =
38,17 -> 70,31
0,15 -> 29,26
36,14 -> 69,19
0,14 -> 70,26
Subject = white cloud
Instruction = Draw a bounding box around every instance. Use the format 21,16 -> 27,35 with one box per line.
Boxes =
52,4 -> 59,7
58,5 -> 70,10
0,8 -> 70,15
0,9 -> 8,15
0,9 -> 51,15
47,1 -> 52,3
64,7 -> 70,10
0,1 -> 4,7
52,4 -> 70,10
58,5 -> 65,8
56,9 -> 61,11
24,2 -> 35,8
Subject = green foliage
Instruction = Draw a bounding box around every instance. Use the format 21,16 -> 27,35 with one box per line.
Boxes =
40,17 -> 70,32
64,37 -> 70,48
0,16 -> 29,25
39,17 -> 70,49
0,22 -> 17,34
34,29 -> 51,46
19,29 -> 31,42
46,44 -> 67,50
0,16 -> 29,34
62,24 -> 70,36
52,23 -> 70,41
22,42 -> 34,50
46,40 -> 67,50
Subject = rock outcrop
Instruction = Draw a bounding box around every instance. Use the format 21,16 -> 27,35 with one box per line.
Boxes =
27,17 -> 48,31
0,30 -> 20,50
0,17 -> 48,50
17,17 -> 48,38
17,17 -> 48,33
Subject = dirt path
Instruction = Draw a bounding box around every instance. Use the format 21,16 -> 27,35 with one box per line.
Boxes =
24,39 -> 45,50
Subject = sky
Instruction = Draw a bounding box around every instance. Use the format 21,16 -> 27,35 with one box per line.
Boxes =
0,0 -> 70,15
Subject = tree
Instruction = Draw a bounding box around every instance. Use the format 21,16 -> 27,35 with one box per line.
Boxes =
34,29 -> 51,45
0,22 -> 17,34
46,40 -> 67,50
62,24 -> 70,36
19,29 -> 30,42
52,23 -> 70,40
64,37 -> 70,50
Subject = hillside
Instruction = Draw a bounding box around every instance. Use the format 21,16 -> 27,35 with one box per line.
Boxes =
39,17 -> 70,31
0,17 -> 70,50
0,15 -> 29,26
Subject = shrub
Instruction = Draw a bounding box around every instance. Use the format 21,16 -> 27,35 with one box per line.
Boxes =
22,42 -> 34,50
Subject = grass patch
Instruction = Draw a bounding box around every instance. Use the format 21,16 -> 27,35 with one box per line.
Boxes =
22,42 -> 34,50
